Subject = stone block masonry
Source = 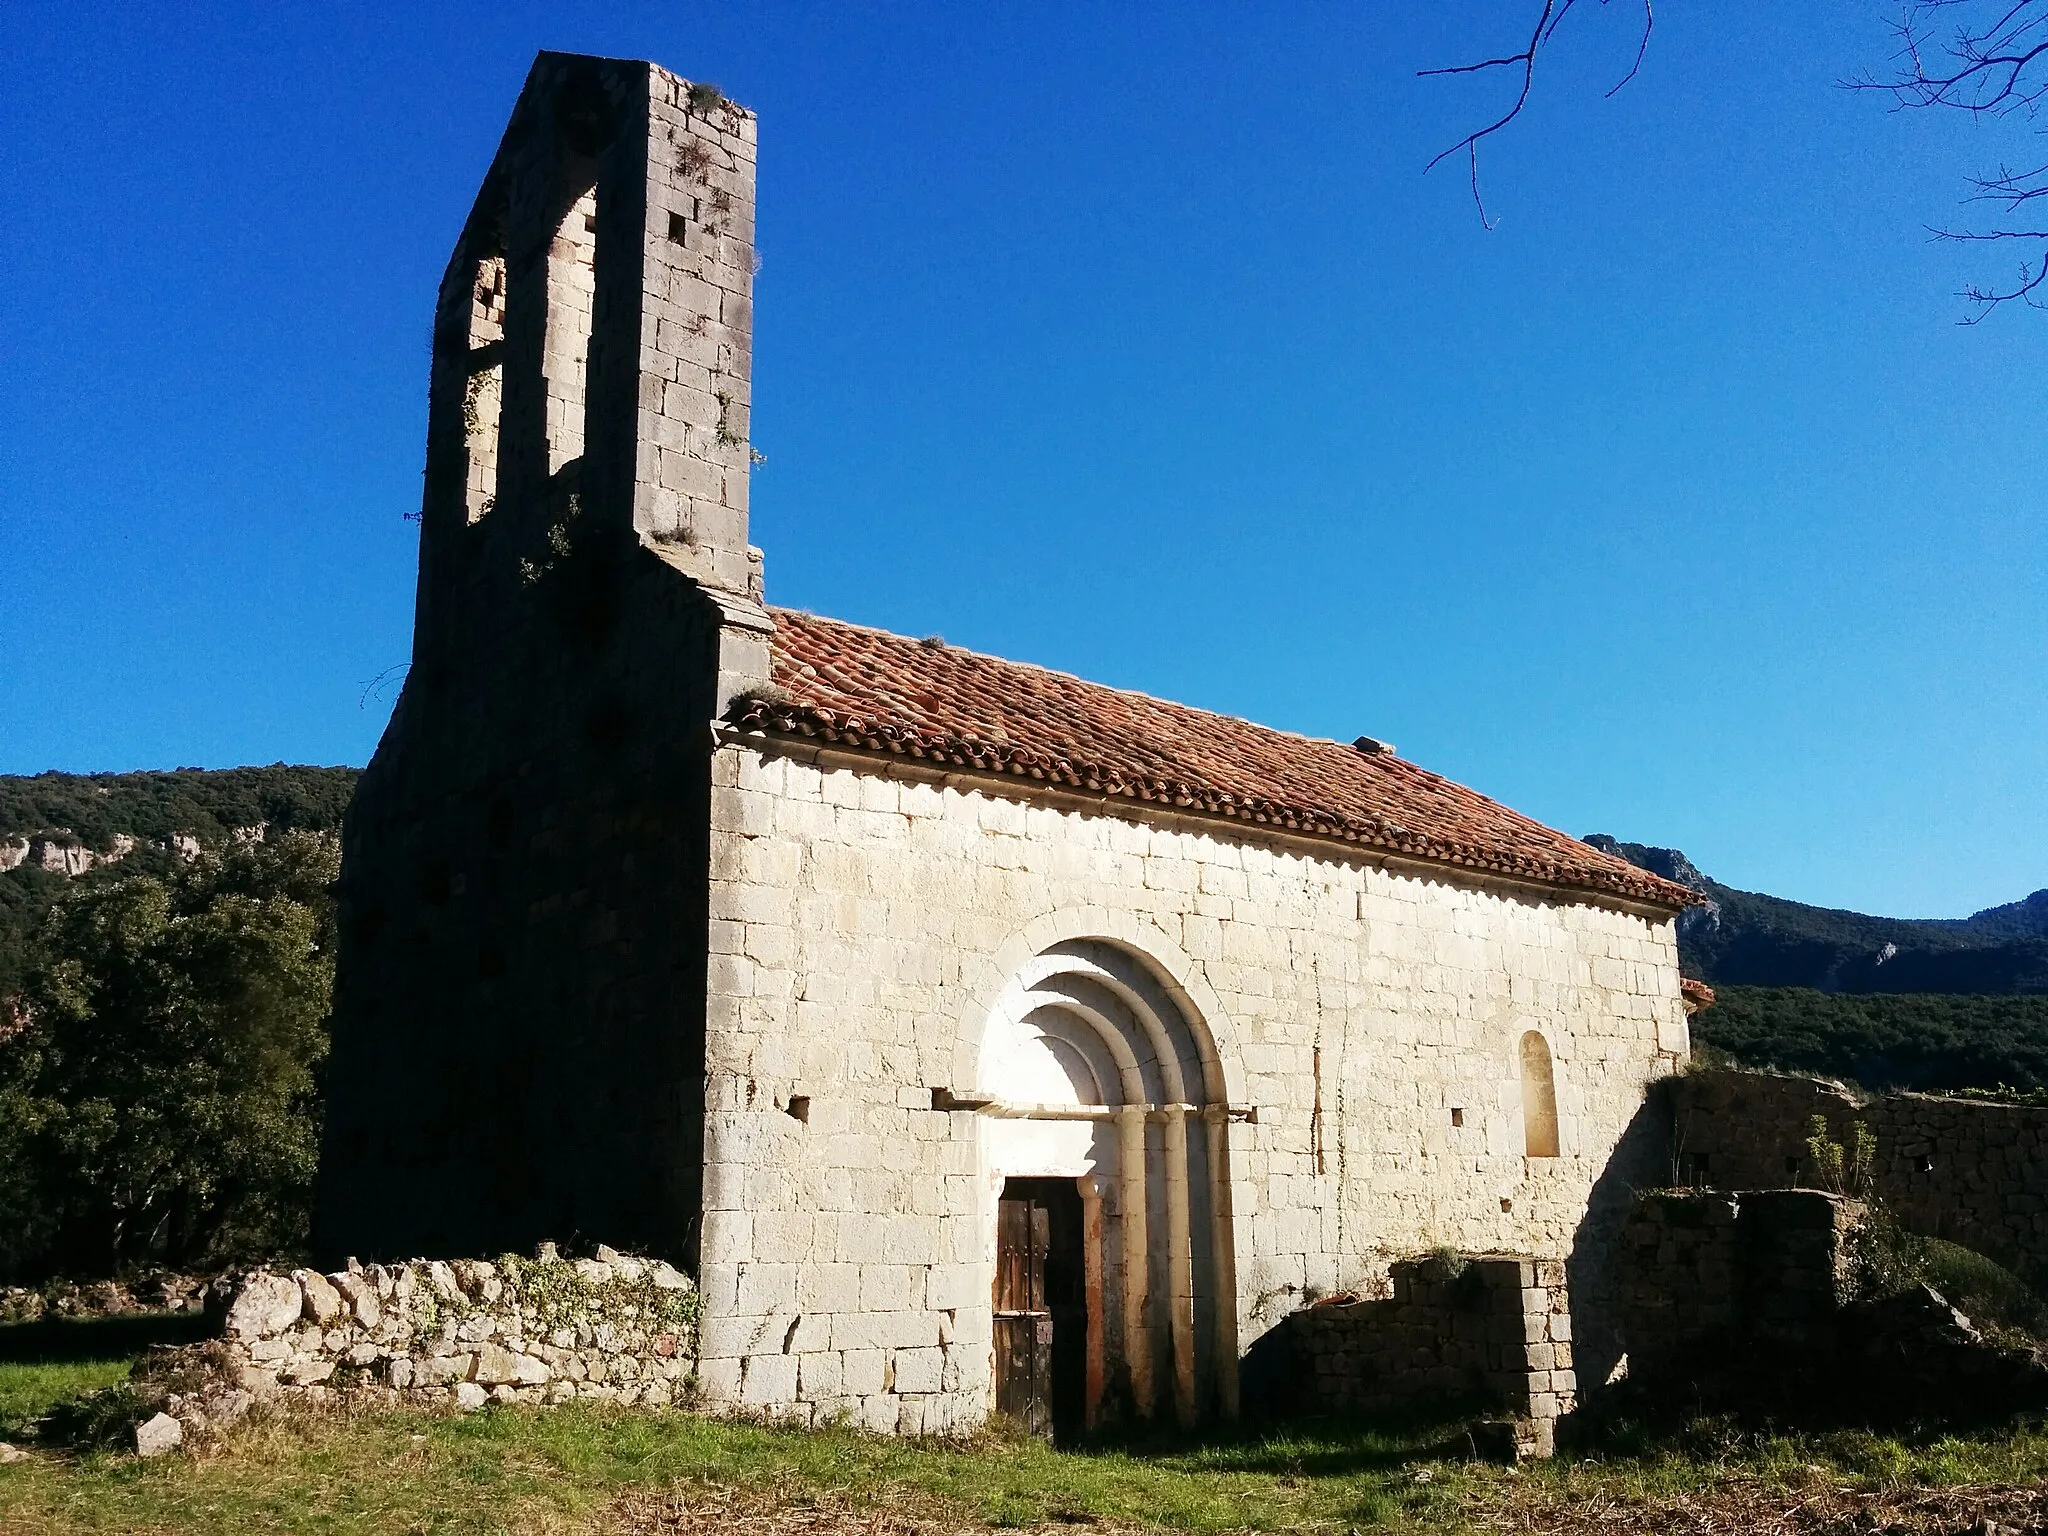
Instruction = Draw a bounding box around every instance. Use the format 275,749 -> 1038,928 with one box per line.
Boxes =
1617,1188 -> 1854,1378
694,741 -> 1685,1431
1276,1256 -> 1574,1454
1670,1069 -> 2048,1284
320,52 -> 773,1267
1615,1185 -> 2048,1420
415,52 -> 761,600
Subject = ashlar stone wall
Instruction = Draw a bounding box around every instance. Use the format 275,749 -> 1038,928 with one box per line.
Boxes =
692,736 -> 1688,1433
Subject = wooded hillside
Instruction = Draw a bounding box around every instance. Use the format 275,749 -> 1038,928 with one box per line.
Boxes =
0,767 -> 357,1002
1695,986 -> 2048,1094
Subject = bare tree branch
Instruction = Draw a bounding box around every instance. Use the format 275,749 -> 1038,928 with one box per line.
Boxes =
1606,0 -> 1655,99
1426,2 -> 2048,318
1846,0 -> 2048,317
1419,0 -> 1651,229
1956,249 -> 2048,321
1964,157 -> 2048,209
1849,0 -> 2048,112
1419,1 -> 1569,229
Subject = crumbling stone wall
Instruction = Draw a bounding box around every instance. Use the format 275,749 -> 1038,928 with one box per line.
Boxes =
1618,1189 -> 1854,1376
1616,1186 -> 2048,1419
1278,1256 -> 1575,1452
1739,1188 -> 1861,1350
1616,1190 -> 1741,1378
149,1245 -> 698,1448
1670,1070 -> 2048,1283
1,1272 -> 211,1324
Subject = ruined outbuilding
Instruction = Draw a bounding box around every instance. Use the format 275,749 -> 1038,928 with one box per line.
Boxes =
319,52 -> 1702,1437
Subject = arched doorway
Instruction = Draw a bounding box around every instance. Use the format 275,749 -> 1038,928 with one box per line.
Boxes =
974,938 -> 1239,1431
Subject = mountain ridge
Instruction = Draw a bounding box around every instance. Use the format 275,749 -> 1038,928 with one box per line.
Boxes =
1584,833 -> 2048,995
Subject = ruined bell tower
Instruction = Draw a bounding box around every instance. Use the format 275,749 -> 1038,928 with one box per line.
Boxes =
318,55 -> 770,1264
413,49 -> 772,701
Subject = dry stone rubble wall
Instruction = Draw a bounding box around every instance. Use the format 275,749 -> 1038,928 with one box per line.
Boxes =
1,1272 -> 212,1325
213,1246 -> 697,1415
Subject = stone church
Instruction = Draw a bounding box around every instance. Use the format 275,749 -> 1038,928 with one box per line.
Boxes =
318,51 -> 1702,1437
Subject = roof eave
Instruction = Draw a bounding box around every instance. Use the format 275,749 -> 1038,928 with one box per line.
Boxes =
726,703 -> 1703,916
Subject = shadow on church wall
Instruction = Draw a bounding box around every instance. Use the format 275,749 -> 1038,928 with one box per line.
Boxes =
1568,1080 -> 1677,1393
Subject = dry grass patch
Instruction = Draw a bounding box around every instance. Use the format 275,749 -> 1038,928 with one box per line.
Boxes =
599,1483 -> 1063,1536
1463,1476 -> 2048,1534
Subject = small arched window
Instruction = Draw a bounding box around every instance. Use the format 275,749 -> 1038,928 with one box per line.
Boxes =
463,250 -> 506,525
543,182 -> 600,477
1520,1031 -> 1560,1158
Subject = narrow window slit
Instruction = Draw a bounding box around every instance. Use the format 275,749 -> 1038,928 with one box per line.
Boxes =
1520,1031 -> 1560,1159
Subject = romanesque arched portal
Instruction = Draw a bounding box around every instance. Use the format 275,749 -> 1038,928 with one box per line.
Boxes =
973,937 -> 1240,1428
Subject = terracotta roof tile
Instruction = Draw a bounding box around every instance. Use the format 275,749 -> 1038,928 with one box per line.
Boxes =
726,609 -> 1702,913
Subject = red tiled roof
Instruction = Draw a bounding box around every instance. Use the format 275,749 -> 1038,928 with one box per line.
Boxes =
726,609 -> 1703,912
1680,978 -> 1717,1011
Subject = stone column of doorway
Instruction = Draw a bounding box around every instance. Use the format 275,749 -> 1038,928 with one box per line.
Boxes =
1117,1104 -> 1154,1416
1078,1174 -> 1106,1428
1203,1104 -> 1242,1418
1164,1105 -> 1197,1424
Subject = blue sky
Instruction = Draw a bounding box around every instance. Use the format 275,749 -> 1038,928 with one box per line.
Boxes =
1,4 -> 2041,918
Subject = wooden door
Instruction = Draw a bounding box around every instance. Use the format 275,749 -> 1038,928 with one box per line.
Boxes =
994,1178 -> 1085,1439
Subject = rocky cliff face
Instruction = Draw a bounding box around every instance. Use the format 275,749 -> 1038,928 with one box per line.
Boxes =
1582,834 -> 2047,995
0,831 -> 179,878
1583,835 -> 1722,946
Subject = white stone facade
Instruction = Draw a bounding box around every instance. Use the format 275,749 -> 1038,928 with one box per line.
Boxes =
694,735 -> 1689,1433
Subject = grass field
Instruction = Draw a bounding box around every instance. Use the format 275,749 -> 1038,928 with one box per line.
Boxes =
7,1319 -> 2048,1534
0,1314 -> 214,1445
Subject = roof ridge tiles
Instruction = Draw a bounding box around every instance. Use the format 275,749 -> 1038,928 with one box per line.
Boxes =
764,605 -> 1370,755
738,607 -> 1701,913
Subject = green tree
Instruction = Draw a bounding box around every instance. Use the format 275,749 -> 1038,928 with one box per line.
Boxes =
0,833 -> 338,1280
